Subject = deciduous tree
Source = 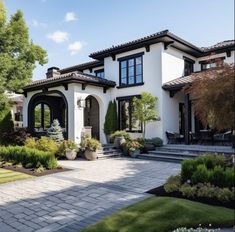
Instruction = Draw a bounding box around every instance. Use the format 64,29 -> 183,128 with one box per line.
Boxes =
188,63 -> 234,130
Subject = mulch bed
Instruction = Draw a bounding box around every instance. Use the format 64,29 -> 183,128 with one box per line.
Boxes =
3,165 -> 71,177
147,185 -> 235,209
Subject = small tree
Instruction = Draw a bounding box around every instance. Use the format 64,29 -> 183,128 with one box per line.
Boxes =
133,92 -> 159,138
47,119 -> 64,143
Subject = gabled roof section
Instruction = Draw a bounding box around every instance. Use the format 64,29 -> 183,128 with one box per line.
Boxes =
23,71 -> 116,92
89,30 -> 203,59
89,30 -> 234,60
59,60 -> 103,74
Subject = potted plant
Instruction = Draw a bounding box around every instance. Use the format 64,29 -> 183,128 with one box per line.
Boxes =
126,140 -> 142,158
110,130 -> 130,149
59,140 -> 79,160
82,137 -> 102,161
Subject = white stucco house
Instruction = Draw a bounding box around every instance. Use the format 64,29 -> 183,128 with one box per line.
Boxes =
22,30 -> 235,144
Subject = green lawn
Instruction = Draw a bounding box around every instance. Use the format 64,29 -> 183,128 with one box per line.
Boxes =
81,197 -> 234,232
0,168 -> 32,184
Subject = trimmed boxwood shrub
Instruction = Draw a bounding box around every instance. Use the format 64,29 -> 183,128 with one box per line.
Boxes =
196,154 -> 225,169
181,159 -> 197,182
0,146 -> 57,169
191,164 -> 210,185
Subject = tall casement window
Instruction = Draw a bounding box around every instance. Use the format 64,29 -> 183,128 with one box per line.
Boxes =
95,69 -> 105,78
34,103 -> 51,130
118,96 -> 142,132
184,57 -> 194,76
119,53 -> 143,86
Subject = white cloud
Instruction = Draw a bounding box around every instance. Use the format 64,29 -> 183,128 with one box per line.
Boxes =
68,41 -> 84,55
32,19 -> 47,28
65,12 -> 77,22
47,31 -> 69,43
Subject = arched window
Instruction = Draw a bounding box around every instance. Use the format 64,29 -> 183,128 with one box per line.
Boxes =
34,103 -> 51,131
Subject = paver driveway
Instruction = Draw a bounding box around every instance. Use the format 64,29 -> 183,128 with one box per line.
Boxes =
0,158 -> 180,232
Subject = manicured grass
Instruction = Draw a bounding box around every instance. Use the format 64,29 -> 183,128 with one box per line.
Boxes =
81,197 -> 234,232
0,168 -> 32,184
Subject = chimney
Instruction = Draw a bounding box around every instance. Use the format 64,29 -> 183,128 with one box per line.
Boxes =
46,67 -> 60,79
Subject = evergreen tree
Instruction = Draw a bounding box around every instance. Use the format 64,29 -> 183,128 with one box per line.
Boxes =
47,119 -> 64,143
112,100 -> 118,132
104,101 -> 113,135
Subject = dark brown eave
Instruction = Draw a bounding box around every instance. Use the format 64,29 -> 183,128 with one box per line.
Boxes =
89,30 -> 204,60
59,60 -> 104,74
23,73 -> 116,94
89,30 -> 234,60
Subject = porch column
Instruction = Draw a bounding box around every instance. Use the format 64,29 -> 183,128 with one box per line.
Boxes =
184,94 -> 190,144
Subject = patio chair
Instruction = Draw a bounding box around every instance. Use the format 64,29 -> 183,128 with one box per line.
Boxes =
189,132 -> 199,144
166,131 -> 176,144
214,130 -> 232,145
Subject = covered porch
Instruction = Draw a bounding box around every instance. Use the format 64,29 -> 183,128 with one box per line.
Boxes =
162,74 -> 233,146
23,69 -> 116,144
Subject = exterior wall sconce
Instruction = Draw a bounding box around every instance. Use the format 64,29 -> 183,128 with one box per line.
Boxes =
77,98 -> 85,108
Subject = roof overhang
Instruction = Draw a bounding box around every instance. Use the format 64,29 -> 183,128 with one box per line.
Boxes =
23,73 -> 116,96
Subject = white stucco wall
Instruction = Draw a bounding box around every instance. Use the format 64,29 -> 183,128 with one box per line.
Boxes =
104,43 -> 164,139
23,39 -> 234,145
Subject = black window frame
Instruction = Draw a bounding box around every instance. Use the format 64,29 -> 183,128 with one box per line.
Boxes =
117,95 -> 142,133
34,102 -> 52,131
199,57 -> 225,71
183,56 -> 195,76
118,52 -> 144,87
94,69 -> 105,78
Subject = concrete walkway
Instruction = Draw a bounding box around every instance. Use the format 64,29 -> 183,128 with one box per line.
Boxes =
0,158 -> 179,232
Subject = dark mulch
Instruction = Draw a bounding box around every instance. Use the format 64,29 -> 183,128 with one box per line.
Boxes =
147,185 -> 235,209
3,165 -> 71,177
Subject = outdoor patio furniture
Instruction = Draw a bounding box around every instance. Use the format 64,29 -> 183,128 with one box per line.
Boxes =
213,130 -> 232,145
166,131 -> 184,144
199,129 -> 214,145
189,132 -> 199,144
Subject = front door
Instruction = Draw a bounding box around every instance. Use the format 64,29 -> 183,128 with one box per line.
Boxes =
84,96 -> 100,140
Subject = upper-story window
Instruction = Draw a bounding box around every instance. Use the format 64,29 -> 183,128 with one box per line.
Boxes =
95,69 -> 105,78
201,62 -> 217,71
118,52 -> 143,86
184,58 -> 194,76
200,57 -> 225,71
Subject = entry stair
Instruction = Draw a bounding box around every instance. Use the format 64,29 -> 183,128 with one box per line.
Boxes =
137,144 -> 234,163
97,144 -> 122,159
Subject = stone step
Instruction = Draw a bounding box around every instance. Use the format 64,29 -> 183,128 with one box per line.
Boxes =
148,150 -> 198,158
137,153 -> 190,163
97,152 -> 122,160
158,145 -> 234,154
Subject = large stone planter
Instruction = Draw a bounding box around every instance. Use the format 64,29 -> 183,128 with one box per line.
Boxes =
65,149 -> 77,160
129,149 -> 140,158
85,150 -> 98,161
113,136 -> 125,149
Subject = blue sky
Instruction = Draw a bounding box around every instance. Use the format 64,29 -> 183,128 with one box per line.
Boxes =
5,0 -> 234,80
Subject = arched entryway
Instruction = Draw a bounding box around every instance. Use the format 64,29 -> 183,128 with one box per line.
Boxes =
84,95 -> 100,140
28,90 -> 68,139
